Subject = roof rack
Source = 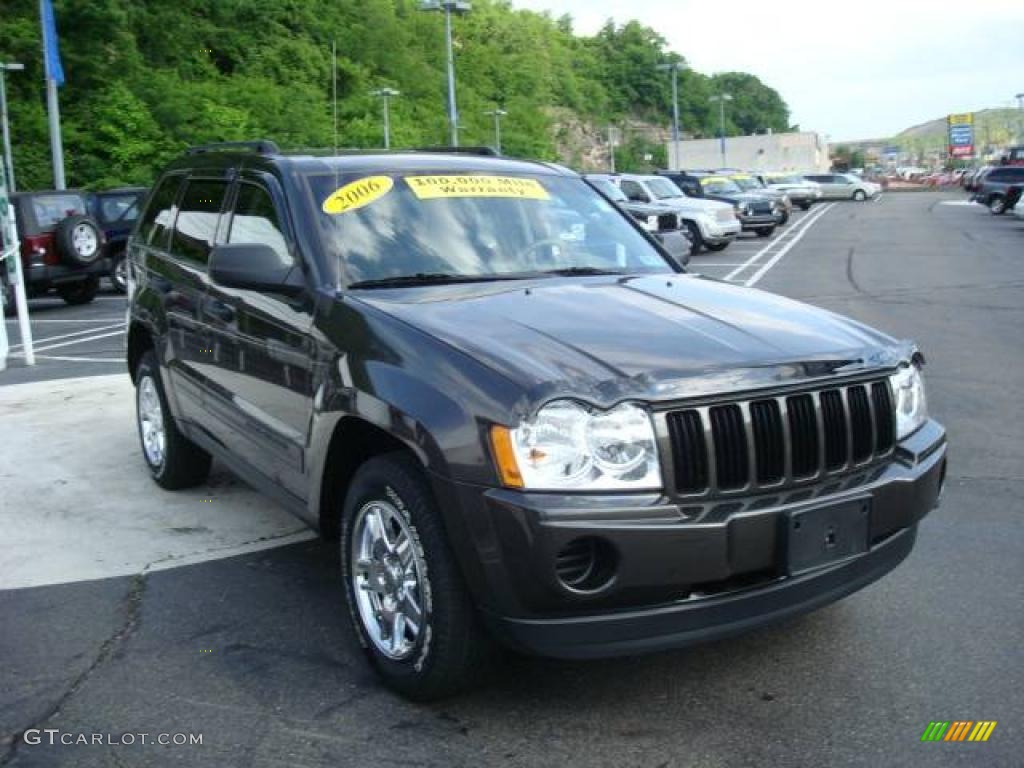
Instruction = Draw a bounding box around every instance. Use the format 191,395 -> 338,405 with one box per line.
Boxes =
185,140 -> 281,156
412,146 -> 501,157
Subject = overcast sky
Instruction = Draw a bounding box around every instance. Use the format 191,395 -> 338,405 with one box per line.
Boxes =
511,0 -> 1024,141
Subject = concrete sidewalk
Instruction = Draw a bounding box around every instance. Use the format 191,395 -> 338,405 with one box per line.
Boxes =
0,375 -> 314,590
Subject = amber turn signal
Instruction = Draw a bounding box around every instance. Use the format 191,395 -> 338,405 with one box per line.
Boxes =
489,425 -> 524,488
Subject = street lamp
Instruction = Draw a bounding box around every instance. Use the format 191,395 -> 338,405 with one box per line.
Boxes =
1016,92 -> 1024,142
371,87 -> 400,149
484,107 -> 507,153
709,93 -> 733,167
0,62 -> 25,193
420,0 -> 471,147
657,61 -> 686,169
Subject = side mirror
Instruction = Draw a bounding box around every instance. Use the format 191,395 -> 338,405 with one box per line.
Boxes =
209,243 -> 304,295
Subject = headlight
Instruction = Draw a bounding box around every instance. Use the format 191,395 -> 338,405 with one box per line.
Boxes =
642,214 -> 659,232
491,401 -> 662,490
889,365 -> 928,439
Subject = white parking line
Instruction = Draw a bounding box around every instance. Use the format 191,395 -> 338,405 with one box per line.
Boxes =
722,203 -> 836,283
742,203 -> 837,287
5,317 -> 122,324
12,329 -> 125,355
32,354 -> 124,363
10,322 -> 124,350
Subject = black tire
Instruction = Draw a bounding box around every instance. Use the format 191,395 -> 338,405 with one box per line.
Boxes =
57,276 -> 99,306
778,211 -> 790,226
110,252 -> 128,293
798,201 -> 812,211
683,221 -> 704,254
704,240 -> 730,252
988,196 -> 1006,215
340,453 -> 492,700
134,350 -> 211,490
54,215 -> 103,266
852,189 -> 867,202
755,226 -> 776,238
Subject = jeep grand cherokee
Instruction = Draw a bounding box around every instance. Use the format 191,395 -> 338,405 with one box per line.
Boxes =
126,141 -> 947,700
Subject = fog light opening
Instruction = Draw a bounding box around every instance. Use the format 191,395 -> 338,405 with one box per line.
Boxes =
554,537 -> 617,593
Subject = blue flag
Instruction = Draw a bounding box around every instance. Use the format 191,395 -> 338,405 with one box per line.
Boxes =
41,0 -> 65,86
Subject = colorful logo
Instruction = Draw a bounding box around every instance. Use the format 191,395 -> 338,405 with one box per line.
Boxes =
921,721 -> 997,742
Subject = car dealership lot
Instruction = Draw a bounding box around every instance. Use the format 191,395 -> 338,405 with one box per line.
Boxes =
1,192 -> 1022,766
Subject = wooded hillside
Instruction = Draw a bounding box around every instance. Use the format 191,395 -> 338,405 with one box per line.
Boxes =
0,0 -> 791,189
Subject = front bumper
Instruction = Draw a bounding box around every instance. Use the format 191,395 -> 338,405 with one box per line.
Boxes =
739,213 -> 777,230
435,420 -> 946,659
697,218 -> 741,242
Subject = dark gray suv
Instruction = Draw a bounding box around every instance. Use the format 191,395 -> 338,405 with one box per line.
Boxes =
127,141 -> 947,700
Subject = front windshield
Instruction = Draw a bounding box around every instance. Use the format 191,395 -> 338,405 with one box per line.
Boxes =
647,178 -> 685,199
307,172 -> 673,286
731,176 -> 764,191
700,178 -> 743,195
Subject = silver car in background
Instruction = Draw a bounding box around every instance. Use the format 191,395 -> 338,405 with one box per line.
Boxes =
803,172 -> 881,201
758,173 -> 822,210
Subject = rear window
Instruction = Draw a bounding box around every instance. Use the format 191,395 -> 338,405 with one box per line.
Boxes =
29,194 -> 87,230
306,172 -> 672,287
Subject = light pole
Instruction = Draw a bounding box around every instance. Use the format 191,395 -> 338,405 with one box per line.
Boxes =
484,107 -> 506,153
709,93 -> 733,167
657,61 -> 686,169
372,88 -> 400,149
0,62 -> 24,193
420,0 -> 471,147
1016,92 -> 1024,142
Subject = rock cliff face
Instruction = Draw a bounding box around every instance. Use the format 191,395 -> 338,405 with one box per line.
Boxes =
548,107 -> 670,171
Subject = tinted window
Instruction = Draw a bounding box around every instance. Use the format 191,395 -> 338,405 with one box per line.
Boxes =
228,183 -> 291,267
30,194 -> 87,230
138,176 -> 182,247
97,193 -> 141,224
620,180 -> 647,201
170,180 -> 228,266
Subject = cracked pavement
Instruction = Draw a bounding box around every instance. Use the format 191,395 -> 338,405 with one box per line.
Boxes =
0,192 -> 1021,767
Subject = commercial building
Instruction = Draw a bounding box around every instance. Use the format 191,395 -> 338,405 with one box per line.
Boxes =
667,131 -> 830,172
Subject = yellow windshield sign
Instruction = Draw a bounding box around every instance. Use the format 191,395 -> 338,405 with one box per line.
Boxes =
700,176 -> 729,185
731,174 -> 752,180
322,176 -> 394,214
405,175 -> 549,200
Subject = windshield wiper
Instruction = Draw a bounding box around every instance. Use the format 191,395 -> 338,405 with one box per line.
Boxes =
348,272 -> 532,290
540,266 -> 626,277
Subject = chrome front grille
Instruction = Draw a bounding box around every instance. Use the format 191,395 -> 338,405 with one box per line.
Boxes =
667,380 -> 896,496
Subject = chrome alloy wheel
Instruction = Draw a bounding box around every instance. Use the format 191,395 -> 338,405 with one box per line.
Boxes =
72,223 -> 99,259
137,375 -> 166,468
350,500 -> 427,660
113,257 -> 128,291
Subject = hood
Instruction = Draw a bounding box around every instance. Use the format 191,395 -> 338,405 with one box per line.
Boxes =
355,274 -> 907,413
648,195 -> 732,214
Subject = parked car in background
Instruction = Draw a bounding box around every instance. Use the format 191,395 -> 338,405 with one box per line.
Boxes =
584,174 -> 692,266
802,173 -> 880,201
999,145 -> 1024,166
972,166 -> 1024,214
963,166 -> 991,192
613,173 -> 740,252
658,171 -> 780,237
1,189 -> 107,312
758,172 -> 821,211
127,141 -> 947,700
722,171 -> 793,225
90,187 -> 148,293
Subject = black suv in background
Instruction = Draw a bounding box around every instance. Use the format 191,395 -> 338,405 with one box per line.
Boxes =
973,166 -> 1024,214
127,141 -> 946,700
657,170 -> 780,236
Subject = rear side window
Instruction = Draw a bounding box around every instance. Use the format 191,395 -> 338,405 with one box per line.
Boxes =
97,193 -> 141,224
227,183 -> 291,266
138,176 -> 182,247
170,180 -> 228,266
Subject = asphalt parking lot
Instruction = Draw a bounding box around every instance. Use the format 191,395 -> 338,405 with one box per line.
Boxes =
2,191 -> 1022,767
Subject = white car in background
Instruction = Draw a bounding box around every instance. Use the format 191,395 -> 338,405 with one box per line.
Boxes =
802,172 -> 881,201
613,174 -> 741,252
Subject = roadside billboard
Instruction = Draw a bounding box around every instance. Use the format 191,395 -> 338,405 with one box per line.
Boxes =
948,113 -> 974,158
